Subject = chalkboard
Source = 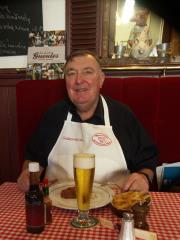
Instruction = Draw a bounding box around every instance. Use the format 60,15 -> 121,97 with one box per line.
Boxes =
0,0 -> 43,56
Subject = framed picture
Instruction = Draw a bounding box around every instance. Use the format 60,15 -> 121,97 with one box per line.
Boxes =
114,1 -> 164,59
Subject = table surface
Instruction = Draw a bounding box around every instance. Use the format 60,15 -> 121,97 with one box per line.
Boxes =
0,182 -> 180,240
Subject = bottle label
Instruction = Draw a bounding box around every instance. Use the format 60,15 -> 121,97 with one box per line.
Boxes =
26,203 -> 44,227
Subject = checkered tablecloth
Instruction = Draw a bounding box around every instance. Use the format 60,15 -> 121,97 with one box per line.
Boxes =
0,182 -> 180,240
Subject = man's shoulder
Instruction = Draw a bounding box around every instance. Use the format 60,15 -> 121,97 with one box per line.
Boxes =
44,98 -> 70,120
48,98 -> 69,111
103,96 -> 132,113
103,95 -> 136,123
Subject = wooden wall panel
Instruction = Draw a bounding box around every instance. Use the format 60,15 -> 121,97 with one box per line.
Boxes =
0,80 -> 22,183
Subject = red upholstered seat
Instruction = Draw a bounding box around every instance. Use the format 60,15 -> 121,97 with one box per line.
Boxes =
102,77 -> 159,142
16,80 -> 67,167
16,77 -> 180,173
157,77 -> 180,165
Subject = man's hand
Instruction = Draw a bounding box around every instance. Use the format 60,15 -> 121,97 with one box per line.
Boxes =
17,160 -> 44,192
122,172 -> 149,192
17,169 -> 30,192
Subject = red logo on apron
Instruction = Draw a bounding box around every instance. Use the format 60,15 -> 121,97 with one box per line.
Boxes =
92,133 -> 112,146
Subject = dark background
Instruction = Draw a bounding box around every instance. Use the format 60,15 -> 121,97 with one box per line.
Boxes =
137,0 -> 180,32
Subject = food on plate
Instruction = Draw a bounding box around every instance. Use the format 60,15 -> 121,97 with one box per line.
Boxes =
61,186 -> 76,199
112,191 -> 151,211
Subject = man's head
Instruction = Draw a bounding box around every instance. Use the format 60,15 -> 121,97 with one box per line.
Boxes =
131,7 -> 149,26
64,50 -> 105,118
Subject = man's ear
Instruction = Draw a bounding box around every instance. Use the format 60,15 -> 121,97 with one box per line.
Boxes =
100,71 -> 105,88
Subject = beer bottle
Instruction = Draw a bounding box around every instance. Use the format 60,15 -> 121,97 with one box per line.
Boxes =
25,162 -> 44,233
42,178 -> 52,224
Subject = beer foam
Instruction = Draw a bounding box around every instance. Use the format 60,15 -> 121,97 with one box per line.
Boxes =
74,154 -> 95,169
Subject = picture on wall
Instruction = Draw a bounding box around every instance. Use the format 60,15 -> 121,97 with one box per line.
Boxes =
26,30 -> 66,80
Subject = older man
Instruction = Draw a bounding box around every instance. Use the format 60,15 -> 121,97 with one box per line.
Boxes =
17,50 -> 158,192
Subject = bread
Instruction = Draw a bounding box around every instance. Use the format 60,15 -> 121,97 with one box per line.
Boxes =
61,186 -> 76,199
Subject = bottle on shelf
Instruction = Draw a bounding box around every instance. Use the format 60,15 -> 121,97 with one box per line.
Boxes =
25,162 -> 45,234
42,178 -> 52,225
118,212 -> 135,240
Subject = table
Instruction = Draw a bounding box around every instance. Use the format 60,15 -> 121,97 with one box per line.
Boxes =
0,182 -> 180,240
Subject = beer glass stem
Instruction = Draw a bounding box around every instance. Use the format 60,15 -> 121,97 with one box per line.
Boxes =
77,210 -> 89,222
71,209 -> 98,228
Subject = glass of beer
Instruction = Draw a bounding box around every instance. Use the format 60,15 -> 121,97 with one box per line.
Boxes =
71,153 -> 99,228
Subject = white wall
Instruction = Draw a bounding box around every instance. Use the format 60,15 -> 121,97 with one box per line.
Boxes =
0,0 -> 65,68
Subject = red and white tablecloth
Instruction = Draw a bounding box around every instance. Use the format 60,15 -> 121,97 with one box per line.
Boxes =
0,182 -> 180,240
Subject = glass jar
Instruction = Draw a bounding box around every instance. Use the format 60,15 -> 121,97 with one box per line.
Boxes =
132,202 -> 149,230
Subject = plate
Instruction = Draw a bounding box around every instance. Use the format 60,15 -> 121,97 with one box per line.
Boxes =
49,181 -> 113,210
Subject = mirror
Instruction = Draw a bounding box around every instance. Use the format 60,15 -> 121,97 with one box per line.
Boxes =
67,0 -> 180,70
102,0 -> 180,66
105,0 -> 180,65
114,0 -> 164,59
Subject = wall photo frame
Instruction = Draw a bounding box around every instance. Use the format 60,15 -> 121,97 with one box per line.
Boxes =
114,1 -> 164,60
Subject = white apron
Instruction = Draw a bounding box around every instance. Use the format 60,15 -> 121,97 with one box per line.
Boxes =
46,96 -> 128,183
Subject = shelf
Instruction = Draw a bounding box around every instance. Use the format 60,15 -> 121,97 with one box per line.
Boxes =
100,58 -> 180,77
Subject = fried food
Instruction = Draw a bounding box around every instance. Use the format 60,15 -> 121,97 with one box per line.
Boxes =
61,186 -> 76,199
112,191 -> 151,211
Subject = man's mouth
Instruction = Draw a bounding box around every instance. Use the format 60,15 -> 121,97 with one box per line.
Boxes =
74,87 -> 88,93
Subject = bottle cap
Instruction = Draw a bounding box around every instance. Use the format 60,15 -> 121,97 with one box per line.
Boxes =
123,212 -> 134,221
29,162 -> 39,172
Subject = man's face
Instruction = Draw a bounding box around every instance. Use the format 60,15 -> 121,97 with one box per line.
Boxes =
64,55 -> 104,113
135,9 -> 149,26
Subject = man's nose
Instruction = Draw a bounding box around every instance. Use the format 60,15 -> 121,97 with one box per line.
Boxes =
75,72 -> 83,83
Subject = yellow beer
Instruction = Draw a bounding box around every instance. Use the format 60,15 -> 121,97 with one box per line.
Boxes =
73,153 -> 95,211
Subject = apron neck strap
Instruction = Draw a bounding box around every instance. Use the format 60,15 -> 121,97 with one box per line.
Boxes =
100,95 -> 110,126
67,111 -> 72,121
66,95 -> 110,126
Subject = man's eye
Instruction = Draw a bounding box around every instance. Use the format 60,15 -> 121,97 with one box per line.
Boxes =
83,70 -> 93,74
66,71 -> 76,76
